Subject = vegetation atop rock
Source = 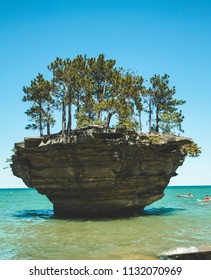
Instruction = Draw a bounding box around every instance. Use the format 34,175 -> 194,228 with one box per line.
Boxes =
22,53 -> 201,157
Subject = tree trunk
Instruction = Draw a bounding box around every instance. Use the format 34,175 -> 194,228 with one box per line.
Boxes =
47,104 -> 50,136
149,97 -> 152,133
155,105 -> 159,133
62,98 -> 66,137
39,117 -> 43,137
39,102 -> 43,137
106,112 -> 114,128
77,91 -> 80,114
138,110 -> 142,132
62,84 -> 67,137
67,94 -> 72,135
98,79 -> 106,121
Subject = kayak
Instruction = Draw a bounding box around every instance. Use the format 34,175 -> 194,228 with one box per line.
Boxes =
176,194 -> 193,198
197,199 -> 211,203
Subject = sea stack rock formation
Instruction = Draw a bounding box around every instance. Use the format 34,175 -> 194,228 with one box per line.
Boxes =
11,127 -> 192,217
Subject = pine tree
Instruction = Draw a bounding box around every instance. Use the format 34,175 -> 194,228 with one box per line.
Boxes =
48,57 -> 71,137
143,87 -> 153,133
67,55 -> 88,133
149,74 -> 186,134
114,71 -> 144,130
22,55 -> 187,136
87,54 -> 116,123
23,73 -> 55,136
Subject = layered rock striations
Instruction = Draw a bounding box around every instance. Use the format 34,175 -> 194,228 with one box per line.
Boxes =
11,127 -> 192,217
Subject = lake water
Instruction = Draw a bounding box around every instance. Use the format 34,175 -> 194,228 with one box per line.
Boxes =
0,186 -> 211,260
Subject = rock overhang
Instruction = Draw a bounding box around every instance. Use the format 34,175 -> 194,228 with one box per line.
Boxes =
11,128 -> 193,218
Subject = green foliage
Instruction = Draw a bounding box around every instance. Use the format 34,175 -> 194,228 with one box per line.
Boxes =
148,136 -> 161,144
3,147 -> 16,169
158,111 -> 184,134
45,54 -> 144,132
144,74 -> 186,134
22,55 -> 201,161
23,73 -> 55,136
23,55 -> 186,138
181,143 -> 202,158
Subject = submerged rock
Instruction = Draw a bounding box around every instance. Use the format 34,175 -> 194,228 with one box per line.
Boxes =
160,248 -> 211,260
11,128 -> 192,218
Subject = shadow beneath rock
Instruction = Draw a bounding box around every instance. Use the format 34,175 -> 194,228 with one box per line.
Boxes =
52,207 -> 186,221
13,209 -> 54,220
142,207 -> 186,216
12,207 -> 185,221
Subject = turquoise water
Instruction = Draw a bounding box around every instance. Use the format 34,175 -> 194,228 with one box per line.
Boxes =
0,186 -> 211,260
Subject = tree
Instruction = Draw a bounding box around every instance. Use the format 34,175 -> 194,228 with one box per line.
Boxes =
22,55 -> 187,136
87,54 -> 116,123
143,87 -> 153,133
48,57 -> 72,137
159,110 -> 184,134
23,73 -> 55,136
115,71 -> 144,130
149,74 -> 186,134
48,55 -> 90,135
67,54 -> 88,133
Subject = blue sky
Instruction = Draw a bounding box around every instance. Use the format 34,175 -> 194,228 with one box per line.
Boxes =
0,0 -> 211,188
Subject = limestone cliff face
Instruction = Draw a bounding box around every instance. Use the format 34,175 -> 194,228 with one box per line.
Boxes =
11,127 -> 192,217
